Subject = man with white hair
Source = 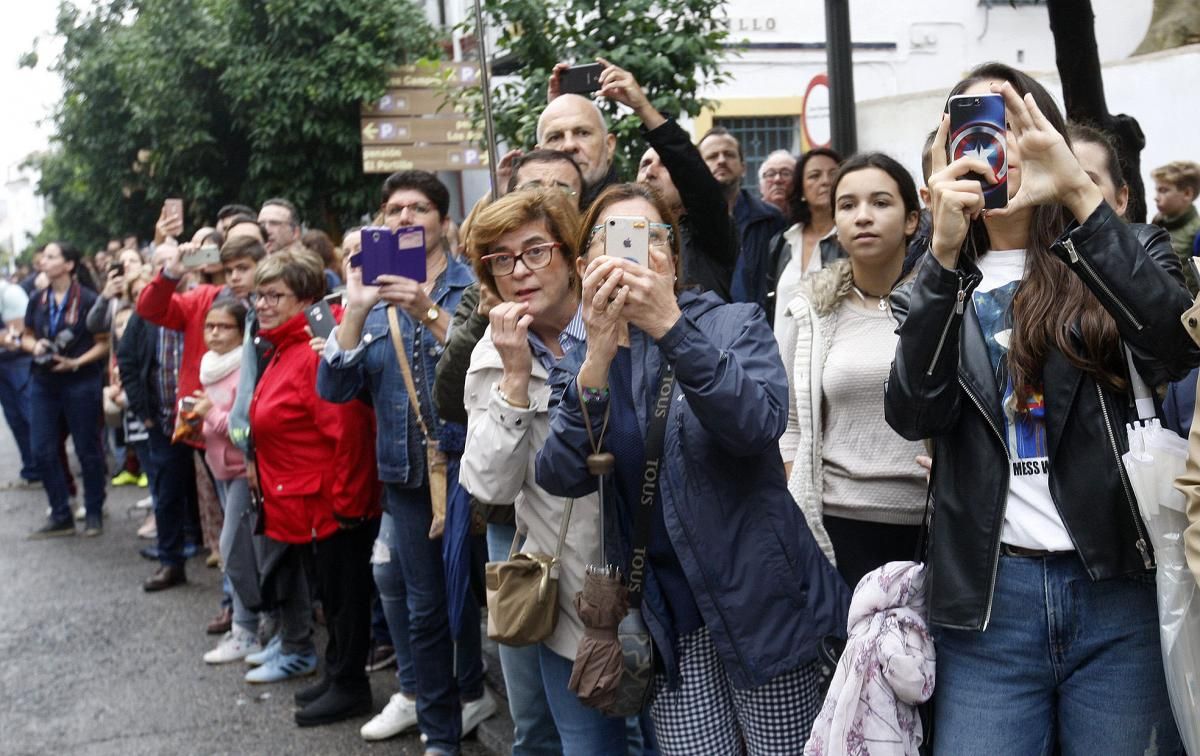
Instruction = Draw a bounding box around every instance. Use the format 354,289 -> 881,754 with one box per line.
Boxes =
758,150 -> 796,218
536,92 -> 619,207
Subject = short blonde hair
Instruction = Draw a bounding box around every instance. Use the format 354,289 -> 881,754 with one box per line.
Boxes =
1152,160 -> 1200,196
466,188 -> 581,296
253,247 -> 326,302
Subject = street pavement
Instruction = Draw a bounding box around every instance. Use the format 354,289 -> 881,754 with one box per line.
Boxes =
0,428 -> 494,756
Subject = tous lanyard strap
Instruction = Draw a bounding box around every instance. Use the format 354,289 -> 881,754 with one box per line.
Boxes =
627,363 -> 675,609
385,305 -> 432,440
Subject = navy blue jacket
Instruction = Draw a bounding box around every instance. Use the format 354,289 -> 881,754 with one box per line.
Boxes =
734,189 -> 788,280
536,291 -> 850,689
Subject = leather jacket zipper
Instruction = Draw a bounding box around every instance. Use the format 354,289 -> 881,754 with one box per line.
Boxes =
1062,239 -> 1143,331
927,275 -> 968,377
1094,382 -> 1153,569
957,377 -> 1009,631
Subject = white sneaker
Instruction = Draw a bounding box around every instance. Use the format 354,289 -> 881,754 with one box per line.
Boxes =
74,499 -> 85,521
360,692 -> 418,741
203,629 -> 262,665
461,689 -> 497,737
135,496 -> 152,509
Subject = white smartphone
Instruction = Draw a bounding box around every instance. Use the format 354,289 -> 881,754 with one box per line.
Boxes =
603,216 -> 650,267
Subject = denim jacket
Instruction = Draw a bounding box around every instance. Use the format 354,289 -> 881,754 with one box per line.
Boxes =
317,253 -> 474,484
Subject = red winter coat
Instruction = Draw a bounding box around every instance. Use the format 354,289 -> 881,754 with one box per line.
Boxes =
136,274 -> 222,448
250,310 -> 380,544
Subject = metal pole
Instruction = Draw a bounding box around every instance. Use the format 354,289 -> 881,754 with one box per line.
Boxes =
470,0 -> 500,195
824,0 -> 857,155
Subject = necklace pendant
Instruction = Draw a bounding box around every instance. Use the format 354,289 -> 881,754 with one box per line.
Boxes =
878,297 -> 889,312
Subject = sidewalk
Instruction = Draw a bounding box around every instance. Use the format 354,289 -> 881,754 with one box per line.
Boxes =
0,424 -> 505,755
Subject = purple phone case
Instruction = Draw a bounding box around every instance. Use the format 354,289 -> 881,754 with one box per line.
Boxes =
360,225 -> 426,285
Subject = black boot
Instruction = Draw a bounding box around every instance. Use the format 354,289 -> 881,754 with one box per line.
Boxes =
294,682 -> 372,727
143,564 -> 186,592
294,676 -> 331,707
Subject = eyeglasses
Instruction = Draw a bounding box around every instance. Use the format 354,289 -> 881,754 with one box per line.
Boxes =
204,322 -> 240,332
517,180 -> 578,198
587,223 -> 675,249
254,290 -> 295,308
480,242 -> 562,277
761,169 -> 794,181
383,201 -> 435,218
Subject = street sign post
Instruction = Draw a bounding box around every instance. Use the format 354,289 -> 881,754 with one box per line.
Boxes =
361,144 -> 489,174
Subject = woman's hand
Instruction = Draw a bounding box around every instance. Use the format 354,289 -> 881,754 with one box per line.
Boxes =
154,204 -> 184,246
496,149 -> 523,195
477,281 -> 501,318
578,255 -> 628,388
489,302 -> 534,406
986,81 -> 1102,223
376,274 -> 434,321
101,268 -> 125,300
49,356 -> 79,373
32,338 -> 52,357
342,260 -> 381,314
191,390 -> 213,419
615,250 -> 681,340
926,114 -> 995,269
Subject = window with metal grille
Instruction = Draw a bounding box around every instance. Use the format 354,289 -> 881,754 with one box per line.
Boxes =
712,115 -> 800,198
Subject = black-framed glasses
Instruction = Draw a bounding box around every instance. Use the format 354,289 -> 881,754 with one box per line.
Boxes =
480,242 -> 562,277
254,290 -> 296,308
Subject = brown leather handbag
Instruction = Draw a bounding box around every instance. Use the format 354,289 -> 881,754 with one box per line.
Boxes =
485,498 -> 574,646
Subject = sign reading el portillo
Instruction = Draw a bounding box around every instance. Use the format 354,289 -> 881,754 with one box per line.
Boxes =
360,61 -> 489,174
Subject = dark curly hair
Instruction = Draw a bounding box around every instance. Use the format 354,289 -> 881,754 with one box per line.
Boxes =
789,147 -> 843,224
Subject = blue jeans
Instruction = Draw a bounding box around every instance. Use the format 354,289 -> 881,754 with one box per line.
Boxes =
31,375 -> 106,521
0,356 -> 36,479
933,553 -> 1183,755
374,484 -> 465,755
144,422 -> 195,568
538,644 -> 632,756
488,523 -> 563,756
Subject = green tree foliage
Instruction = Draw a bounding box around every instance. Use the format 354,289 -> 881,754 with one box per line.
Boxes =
29,0 -> 441,250
468,0 -> 734,180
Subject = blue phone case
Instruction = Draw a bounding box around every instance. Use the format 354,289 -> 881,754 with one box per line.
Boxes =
949,93 -> 1008,209
360,226 -> 426,285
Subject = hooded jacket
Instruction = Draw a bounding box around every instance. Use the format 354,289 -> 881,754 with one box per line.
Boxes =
536,290 -> 850,689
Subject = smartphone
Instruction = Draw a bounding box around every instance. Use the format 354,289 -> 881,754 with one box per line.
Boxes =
179,396 -> 197,414
305,299 -> 336,340
109,261 -> 124,277
604,216 -> 650,267
359,225 -> 426,285
948,93 -> 1008,210
181,243 -> 221,269
164,198 -> 184,222
559,63 -> 603,96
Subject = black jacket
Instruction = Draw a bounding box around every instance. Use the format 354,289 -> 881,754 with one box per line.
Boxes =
886,203 -> 1200,631
733,228 -> 847,327
642,120 -> 738,301
734,189 -> 788,278
116,312 -> 164,426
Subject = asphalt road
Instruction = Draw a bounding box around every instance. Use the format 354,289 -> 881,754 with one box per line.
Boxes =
0,428 -> 493,756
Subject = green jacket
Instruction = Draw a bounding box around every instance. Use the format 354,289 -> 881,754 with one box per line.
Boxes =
1154,205 -> 1200,294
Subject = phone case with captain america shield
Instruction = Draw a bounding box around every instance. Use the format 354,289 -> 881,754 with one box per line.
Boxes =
949,93 -> 1008,209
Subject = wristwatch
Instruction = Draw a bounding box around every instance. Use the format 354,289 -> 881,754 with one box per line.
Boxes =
423,305 -> 440,324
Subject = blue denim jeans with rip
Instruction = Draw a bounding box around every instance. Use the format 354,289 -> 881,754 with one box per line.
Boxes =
933,552 -> 1183,755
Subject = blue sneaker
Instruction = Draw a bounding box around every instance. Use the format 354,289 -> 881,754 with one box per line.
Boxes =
244,635 -> 281,667
244,650 -> 317,684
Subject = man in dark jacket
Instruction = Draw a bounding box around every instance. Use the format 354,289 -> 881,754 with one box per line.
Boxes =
700,128 -> 789,286
594,60 -> 738,300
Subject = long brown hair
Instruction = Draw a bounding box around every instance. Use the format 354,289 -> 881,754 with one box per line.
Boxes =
947,62 -> 1124,398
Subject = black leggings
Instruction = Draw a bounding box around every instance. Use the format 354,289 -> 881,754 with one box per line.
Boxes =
823,515 -> 921,590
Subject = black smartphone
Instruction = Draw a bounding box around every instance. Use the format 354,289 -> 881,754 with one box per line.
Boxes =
948,93 -> 1008,210
305,299 -> 336,340
109,261 -> 124,277
559,63 -> 603,95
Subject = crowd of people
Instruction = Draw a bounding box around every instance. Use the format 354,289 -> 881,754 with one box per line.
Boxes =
5,57 -> 1199,756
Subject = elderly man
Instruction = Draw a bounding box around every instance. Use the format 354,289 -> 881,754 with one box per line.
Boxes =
757,149 -> 796,218
537,83 -> 619,206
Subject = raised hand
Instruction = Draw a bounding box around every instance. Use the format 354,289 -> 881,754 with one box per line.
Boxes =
926,114 -> 995,269
489,301 -> 534,406
578,255 -> 628,388
102,267 -> 125,300
342,259 -> 381,314
986,81 -> 1102,222
614,249 -> 681,340
376,274 -> 434,321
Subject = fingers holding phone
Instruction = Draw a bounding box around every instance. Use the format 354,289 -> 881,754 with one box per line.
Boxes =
928,115 -> 992,268
613,250 -> 681,340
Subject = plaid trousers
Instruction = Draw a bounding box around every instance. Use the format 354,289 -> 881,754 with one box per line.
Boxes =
650,626 -> 823,755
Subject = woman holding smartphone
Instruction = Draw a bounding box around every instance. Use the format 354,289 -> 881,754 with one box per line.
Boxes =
460,188 -> 635,754
775,153 -> 929,588
537,183 -> 849,754
23,241 -> 108,539
885,62 -> 1194,753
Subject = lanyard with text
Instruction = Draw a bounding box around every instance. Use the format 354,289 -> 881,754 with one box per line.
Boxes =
626,362 -> 675,609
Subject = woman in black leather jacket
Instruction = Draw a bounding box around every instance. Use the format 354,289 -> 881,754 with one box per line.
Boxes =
885,62 -> 1196,755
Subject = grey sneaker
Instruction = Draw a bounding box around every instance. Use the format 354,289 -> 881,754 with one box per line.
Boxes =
82,514 -> 103,537
30,518 -> 75,539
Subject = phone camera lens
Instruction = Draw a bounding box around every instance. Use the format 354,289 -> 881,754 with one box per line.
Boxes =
973,98 -> 980,105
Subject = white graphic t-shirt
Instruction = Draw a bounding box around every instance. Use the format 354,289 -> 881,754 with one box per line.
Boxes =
973,250 -> 1073,551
